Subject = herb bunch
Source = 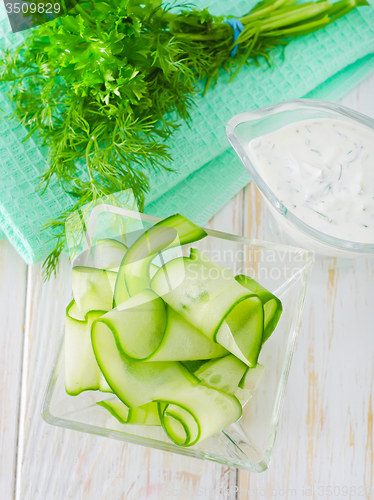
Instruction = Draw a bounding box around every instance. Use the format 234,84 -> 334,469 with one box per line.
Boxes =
0,0 -> 367,276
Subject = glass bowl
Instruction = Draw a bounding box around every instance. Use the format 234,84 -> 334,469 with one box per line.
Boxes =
42,206 -> 313,472
226,99 -> 374,258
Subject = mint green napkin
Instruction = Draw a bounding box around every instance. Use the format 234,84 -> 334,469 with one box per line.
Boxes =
0,1 -> 373,262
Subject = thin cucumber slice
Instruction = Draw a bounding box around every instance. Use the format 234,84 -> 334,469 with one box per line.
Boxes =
225,295 -> 264,367
151,248 -> 254,339
215,322 -> 251,366
64,214 -> 283,447
158,384 -> 242,447
99,289 -> 227,362
97,399 -> 160,425
91,317 -> 199,408
113,214 -> 207,306
65,300 -> 110,396
72,267 -> 119,315
91,317 -> 241,446
235,275 -> 282,343
99,376 -> 113,393
151,306 -> 228,361
93,239 -> 158,276
93,238 -> 128,271
99,289 -> 167,361
151,248 -> 263,365
159,403 -> 194,446
194,354 -> 247,394
239,363 -> 265,390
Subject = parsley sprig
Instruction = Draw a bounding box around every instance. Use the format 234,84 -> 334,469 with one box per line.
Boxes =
0,0 -> 367,276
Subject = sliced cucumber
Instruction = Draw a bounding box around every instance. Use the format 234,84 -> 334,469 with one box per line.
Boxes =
194,354 -> 247,394
65,300 -> 111,396
93,239 -> 159,276
151,306 -> 227,361
235,275 -> 282,343
97,399 -> 160,425
91,316 -> 241,446
91,316 -> 199,408
215,322 -> 251,366
113,214 -> 207,306
64,213 -> 284,448
99,376 -> 113,393
151,248 -> 252,339
72,267 -> 119,314
239,363 -> 265,390
159,384 -> 242,447
225,294 -> 264,367
98,289 -> 167,361
93,238 -> 128,271
99,289 -> 228,362
151,248 -> 263,365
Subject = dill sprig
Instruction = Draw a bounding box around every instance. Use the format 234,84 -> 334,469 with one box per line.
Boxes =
0,0 -> 367,277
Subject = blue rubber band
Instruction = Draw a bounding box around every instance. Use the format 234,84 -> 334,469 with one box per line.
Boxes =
225,18 -> 244,58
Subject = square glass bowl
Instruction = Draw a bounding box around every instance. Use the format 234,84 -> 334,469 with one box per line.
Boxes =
42,206 -> 314,472
226,99 -> 374,258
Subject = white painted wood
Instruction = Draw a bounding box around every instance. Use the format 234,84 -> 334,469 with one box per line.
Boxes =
13,193 -> 243,500
238,71 -> 374,499
0,241 -> 27,500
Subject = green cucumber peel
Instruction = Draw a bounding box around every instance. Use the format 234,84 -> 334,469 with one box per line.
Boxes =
65,300 -> 112,395
113,214 -> 207,307
235,275 -> 283,343
158,385 -> 242,447
159,404 -> 192,446
97,399 -> 160,426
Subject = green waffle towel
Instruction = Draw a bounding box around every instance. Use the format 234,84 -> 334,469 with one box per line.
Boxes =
0,1 -> 373,263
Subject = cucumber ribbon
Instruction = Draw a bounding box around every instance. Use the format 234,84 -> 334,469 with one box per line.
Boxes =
65,214 -> 282,447
97,399 -> 161,426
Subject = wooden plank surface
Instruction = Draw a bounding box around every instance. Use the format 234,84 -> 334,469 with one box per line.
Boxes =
1,71 -> 373,500
0,241 -> 27,500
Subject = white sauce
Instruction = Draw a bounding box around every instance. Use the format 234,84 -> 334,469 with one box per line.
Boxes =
247,118 -> 374,244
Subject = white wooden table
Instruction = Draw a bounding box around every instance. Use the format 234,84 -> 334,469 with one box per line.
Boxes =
1,74 -> 374,500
